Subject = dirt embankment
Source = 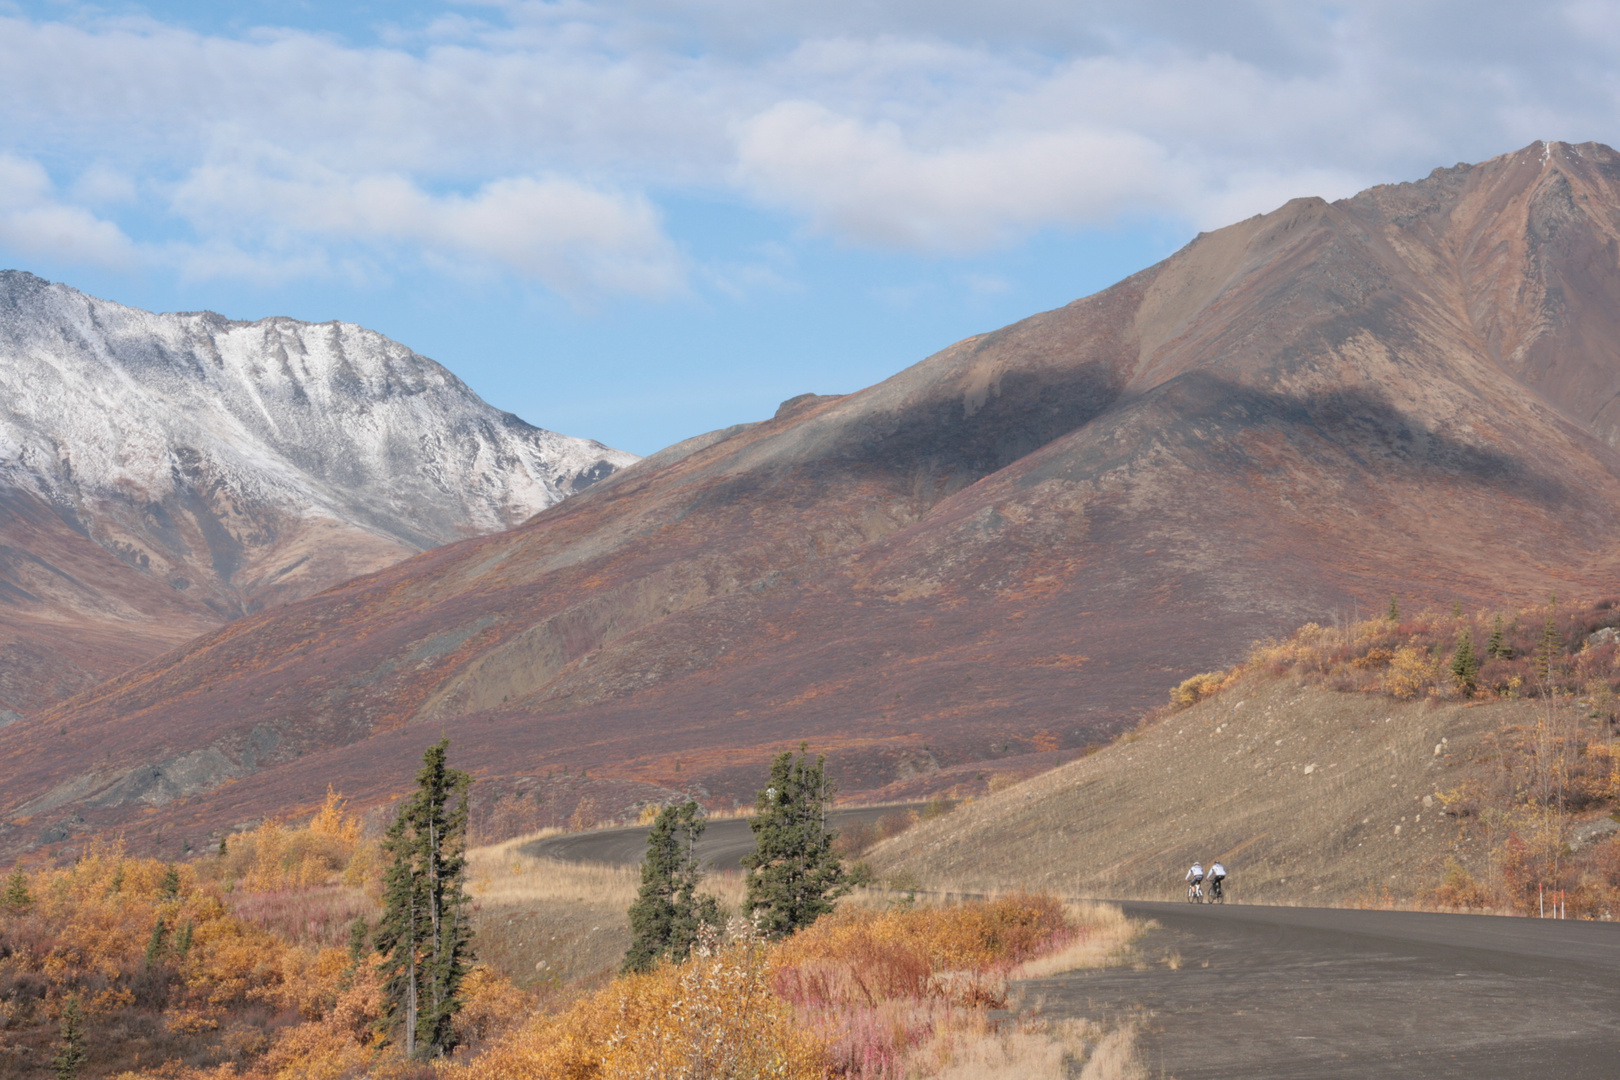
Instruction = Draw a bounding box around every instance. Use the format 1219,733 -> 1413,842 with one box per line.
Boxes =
873,676 -> 1590,905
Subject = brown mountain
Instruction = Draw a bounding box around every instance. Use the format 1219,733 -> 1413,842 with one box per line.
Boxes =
6,140 -> 1620,859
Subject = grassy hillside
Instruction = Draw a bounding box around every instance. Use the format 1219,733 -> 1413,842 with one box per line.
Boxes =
875,602 -> 1620,914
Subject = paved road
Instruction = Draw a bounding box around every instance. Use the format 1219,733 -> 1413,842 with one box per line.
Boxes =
521,803 -> 925,871
1032,901 -> 1620,1080
524,823 -> 1620,1078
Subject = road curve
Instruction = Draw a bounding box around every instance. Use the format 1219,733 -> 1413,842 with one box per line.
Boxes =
520,804 -> 926,872
523,819 -> 1620,1077
1034,900 -> 1620,1080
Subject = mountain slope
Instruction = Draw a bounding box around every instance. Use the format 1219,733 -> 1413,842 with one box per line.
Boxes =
0,272 -> 634,710
867,675 -> 1530,904
7,141 -> 1620,858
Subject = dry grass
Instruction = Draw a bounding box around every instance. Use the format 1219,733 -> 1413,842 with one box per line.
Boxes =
227,884 -> 375,949
468,830 -> 748,911
465,829 -> 749,989
917,1016 -> 1144,1080
1008,902 -> 1135,979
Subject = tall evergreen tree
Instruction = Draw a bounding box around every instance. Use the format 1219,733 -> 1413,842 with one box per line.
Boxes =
1486,614 -> 1509,659
144,918 -> 168,970
1449,629 -> 1481,696
374,739 -> 475,1059
52,994 -> 86,1080
2,867 -> 31,912
1387,595 -> 1400,621
158,864 -> 181,901
743,748 -> 848,937
623,801 -> 720,972
1536,604 -> 1563,691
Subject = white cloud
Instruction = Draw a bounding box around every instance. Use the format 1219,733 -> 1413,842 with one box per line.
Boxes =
0,155 -> 136,268
735,101 -> 1177,250
3,2 -> 1620,279
170,158 -> 683,298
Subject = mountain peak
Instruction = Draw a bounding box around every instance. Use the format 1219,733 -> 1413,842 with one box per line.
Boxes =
0,276 -> 636,711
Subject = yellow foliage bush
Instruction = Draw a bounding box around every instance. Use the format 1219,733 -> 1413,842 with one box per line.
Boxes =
1419,860 -> 1493,910
1169,671 -> 1228,709
213,787 -> 369,894
1383,645 -> 1439,699
445,922 -> 824,1080
0,791 -> 507,1080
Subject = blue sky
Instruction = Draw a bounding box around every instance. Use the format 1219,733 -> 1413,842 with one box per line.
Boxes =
3,2 -> 1618,455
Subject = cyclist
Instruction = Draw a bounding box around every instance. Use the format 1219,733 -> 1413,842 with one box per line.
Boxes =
1208,860 -> 1227,901
1185,861 -> 1205,902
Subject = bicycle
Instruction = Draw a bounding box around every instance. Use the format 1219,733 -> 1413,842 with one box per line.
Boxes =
1208,877 -> 1225,904
1186,880 -> 1204,903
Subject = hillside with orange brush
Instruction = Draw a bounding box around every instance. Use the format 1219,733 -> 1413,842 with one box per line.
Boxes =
7,141 -> 1620,861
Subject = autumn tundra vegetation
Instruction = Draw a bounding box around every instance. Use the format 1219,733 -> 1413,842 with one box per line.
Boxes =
0,744 -> 1142,1079
15,596 -> 1613,1076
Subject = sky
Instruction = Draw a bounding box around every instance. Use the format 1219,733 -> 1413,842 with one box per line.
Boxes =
3,2 -> 1620,455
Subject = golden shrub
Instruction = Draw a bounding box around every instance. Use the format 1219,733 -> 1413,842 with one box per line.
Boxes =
1169,672 -> 1228,709
1382,645 -> 1438,699
2,812 -> 386,1080
446,922 -> 825,1080
1420,860 -> 1494,910
454,964 -> 536,1048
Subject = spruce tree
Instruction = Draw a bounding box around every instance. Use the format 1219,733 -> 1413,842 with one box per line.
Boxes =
348,916 -> 370,965
52,994 -> 87,1080
1387,595 -> 1400,621
1486,615 -> 1509,659
374,739 -> 475,1059
624,801 -> 720,972
1536,611 -> 1563,691
1449,629 -> 1481,696
742,748 -> 848,937
2,867 -> 31,912
158,864 -> 181,901
144,919 -> 168,970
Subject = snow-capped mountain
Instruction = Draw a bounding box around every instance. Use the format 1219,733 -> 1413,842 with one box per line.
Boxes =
0,269 -> 635,710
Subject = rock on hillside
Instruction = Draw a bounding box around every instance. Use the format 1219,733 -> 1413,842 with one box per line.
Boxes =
9,141 -> 1620,859
0,271 -> 634,710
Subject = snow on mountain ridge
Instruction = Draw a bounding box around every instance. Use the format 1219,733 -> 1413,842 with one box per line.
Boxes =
0,270 -> 636,546
0,269 -> 639,715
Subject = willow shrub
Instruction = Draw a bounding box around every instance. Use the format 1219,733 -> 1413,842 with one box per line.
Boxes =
443,919 -> 823,1080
